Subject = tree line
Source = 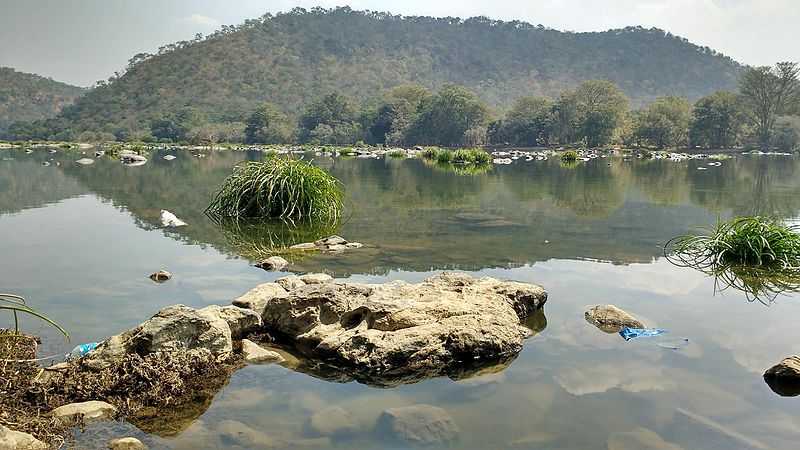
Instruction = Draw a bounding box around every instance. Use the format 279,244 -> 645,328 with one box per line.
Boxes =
5,62 -> 798,151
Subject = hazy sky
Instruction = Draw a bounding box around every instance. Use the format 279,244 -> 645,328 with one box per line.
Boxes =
1,0 -> 798,87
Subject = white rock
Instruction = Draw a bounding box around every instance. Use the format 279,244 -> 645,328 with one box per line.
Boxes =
108,437 -> 148,450
75,158 -> 95,165
51,400 -> 117,423
298,273 -> 333,284
241,339 -> 284,364
0,425 -> 48,449
275,275 -> 306,291
232,283 -> 288,317
255,256 -> 288,271
160,210 -> 187,227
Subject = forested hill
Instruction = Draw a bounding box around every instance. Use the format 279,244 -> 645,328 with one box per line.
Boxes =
0,67 -> 84,132
42,7 -> 742,136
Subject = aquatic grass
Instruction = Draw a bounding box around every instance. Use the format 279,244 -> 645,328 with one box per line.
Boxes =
387,149 -> 406,158
560,150 -> 579,162
435,150 -> 453,164
421,147 -> 440,159
213,217 -> 339,261
452,148 -> 491,165
205,157 -> 343,223
422,158 -> 492,176
666,216 -> 800,304
0,293 -> 68,338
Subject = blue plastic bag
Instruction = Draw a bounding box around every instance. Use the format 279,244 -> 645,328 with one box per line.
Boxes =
619,327 -> 667,341
66,342 -> 100,360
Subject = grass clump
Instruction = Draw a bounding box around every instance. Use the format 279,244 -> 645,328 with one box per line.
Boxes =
667,216 -> 800,304
560,150 -> 579,162
387,149 -> 406,158
435,150 -> 453,164
206,157 -> 343,223
452,148 -> 491,164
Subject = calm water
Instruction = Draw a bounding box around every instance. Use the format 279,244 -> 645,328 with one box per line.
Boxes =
2,148 -> 800,449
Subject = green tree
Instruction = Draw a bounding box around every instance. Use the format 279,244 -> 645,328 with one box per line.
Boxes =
150,107 -> 206,142
573,80 -> 629,147
298,92 -> 361,144
407,84 -> 489,146
690,91 -> 743,149
550,92 -> 580,145
634,96 -> 691,149
739,62 -> 800,149
497,96 -> 553,146
245,103 -> 292,144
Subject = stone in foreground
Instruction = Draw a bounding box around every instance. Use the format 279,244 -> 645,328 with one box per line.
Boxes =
108,437 -> 148,450
51,400 -> 117,424
764,355 -> 800,397
376,404 -> 459,446
256,272 -> 546,383
241,339 -> 284,364
0,425 -> 48,449
585,304 -> 644,333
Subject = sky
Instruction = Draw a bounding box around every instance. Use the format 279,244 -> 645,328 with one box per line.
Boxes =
1,0 -> 798,87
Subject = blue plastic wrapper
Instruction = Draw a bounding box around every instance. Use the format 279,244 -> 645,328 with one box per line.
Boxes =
619,327 -> 667,341
66,342 -> 100,360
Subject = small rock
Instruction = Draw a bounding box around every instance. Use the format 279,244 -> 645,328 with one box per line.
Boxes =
233,283 -> 288,317
255,256 -> 289,271
108,437 -> 147,450
299,273 -> 333,284
241,339 -> 284,364
585,304 -> 644,333
0,424 -> 48,449
275,275 -> 305,291
160,210 -> 186,227
51,400 -> 117,424
149,270 -> 172,283
345,242 -> 364,249
326,244 -> 348,252
764,356 -> 800,397
376,404 -> 459,446
162,155 -> 176,161
290,242 -> 317,251
75,158 -> 95,165
305,406 -> 359,437
315,235 -> 347,247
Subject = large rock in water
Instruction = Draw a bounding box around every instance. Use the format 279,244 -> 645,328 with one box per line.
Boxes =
249,272 -> 546,384
82,304 -> 260,370
764,356 -> 800,397
376,404 -> 460,446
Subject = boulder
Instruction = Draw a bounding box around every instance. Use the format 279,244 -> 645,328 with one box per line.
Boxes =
0,425 -> 48,449
305,406 -> 359,437
376,404 -> 459,446
199,305 -> 261,339
82,304 -> 243,370
298,273 -> 333,285
148,270 -> 172,283
51,400 -> 117,424
255,256 -> 289,271
764,356 -> 800,397
241,339 -> 284,364
315,235 -> 347,247
290,243 -> 318,251
261,272 -> 546,383
232,283 -> 288,318
584,305 -> 644,333
345,242 -> 364,249
275,275 -> 306,291
108,437 -> 147,450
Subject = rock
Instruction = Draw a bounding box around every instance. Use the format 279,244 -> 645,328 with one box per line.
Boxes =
232,283 -> 288,318
75,158 -> 95,165
326,244 -> 348,252
108,437 -> 147,450
261,272 -> 546,384
159,210 -> 186,227
298,273 -> 333,284
305,406 -> 359,437
241,339 -> 284,364
0,425 -> 48,449
345,242 -> 364,249
148,270 -> 172,283
255,256 -> 289,271
584,305 -> 644,333
51,400 -> 117,424
764,356 -> 800,397
82,305 -> 237,370
275,275 -> 306,291
376,404 -> 459,446
162,155 -> 176,161
200,305 -> 261,339
216,420 -> 275,448
608,427 -> 684,450
315,235 -> 347,247
290,242 -> 318,251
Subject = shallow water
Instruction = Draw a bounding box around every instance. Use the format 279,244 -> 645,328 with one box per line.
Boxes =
2,148 -> 800,449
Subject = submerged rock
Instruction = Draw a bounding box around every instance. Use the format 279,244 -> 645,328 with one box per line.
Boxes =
51,400 -> 117,424
241,339 -> 284,364
585,304 -> 644,333
108,437 -> 147,450
315,235 -> 347,247
254,272 -> 546,384
764,356 -> 800,397
255,256 -> 289,271
305,406 -> 359,437
607,427 -> 684,450
148,270 -> 172,283
376,404 -> 459,446
0,425 -> 48,449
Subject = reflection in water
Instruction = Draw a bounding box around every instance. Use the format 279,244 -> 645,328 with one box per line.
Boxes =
213,217 -> 340,261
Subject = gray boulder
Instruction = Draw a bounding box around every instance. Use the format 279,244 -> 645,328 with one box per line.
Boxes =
275,275 -> 306,291
241,339 -> 284,364
584,305 -> 644,333
259,272 -> 546,383
0,425 -> 48,449
376,404 -> 459,446
305,406 -> 359,437
298,273 -> 333,285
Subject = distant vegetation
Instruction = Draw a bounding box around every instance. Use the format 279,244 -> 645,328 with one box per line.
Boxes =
2,7 -> 745,142
0,67 -> 83,133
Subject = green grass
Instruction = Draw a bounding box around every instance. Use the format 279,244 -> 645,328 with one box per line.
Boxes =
667,216 -> 800,304
387,149 -> 406,158
560,150 -> 579,162
206,157 -> 343,223
452,148 -> 491,164
435,150 -> 453,164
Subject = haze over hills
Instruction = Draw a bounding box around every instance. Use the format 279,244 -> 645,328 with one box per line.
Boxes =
0,67 -> 84,132
5,7 -> 744,137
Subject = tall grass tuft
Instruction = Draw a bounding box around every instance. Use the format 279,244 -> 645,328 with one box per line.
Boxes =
1,293 -> 68,338
560,150 -> 579,162
206,157 -> 343,223
666,216 -> 800,304
452,148 -> 491,164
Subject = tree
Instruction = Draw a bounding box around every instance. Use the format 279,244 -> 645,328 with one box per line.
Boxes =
298,92 -> 360,144
150,107 -> 206,142
690,91 -> 743,149
496,96 -> 553,146
573,80 -> 629,147
634,96 -> 691,149
245,103 -> 292,144
739,62 -> 799,149
407,84 -> 489,146
550,92 -> 580,145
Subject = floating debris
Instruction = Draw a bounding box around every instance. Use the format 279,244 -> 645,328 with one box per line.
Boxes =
619,327 -> 667,341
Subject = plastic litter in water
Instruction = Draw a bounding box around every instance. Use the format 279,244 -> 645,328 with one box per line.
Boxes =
619,327 -> 667,341
66,342 -> 100,360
